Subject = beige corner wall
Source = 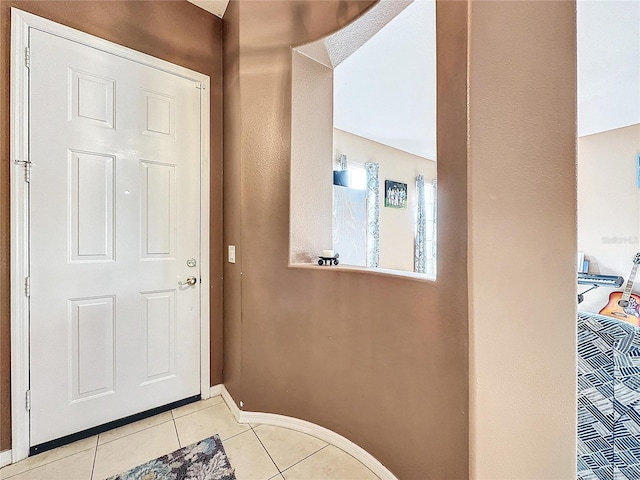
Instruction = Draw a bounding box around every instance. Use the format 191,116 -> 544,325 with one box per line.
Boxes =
577,124 -> 640,313
333,128 -> 436,271
223,1 -> 470,478
223,0 -> 577,478
468,1 -> 577,479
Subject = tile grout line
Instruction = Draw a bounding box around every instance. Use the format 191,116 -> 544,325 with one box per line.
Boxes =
2,400 -> 224,480
219,425 -> 252,443
171,409 -> 183,448
0,443 -> 99,480
334,447 -> 383,479
97,417 -> 175,447
278,443 -> 331,477
90,436 -> 98,480
171,400 -> 225,421
250,425 -> 283,476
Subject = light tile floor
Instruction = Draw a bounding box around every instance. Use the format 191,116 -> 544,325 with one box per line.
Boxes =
0,396 -> 380,480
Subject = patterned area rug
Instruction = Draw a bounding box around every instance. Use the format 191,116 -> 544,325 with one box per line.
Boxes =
578,312 -> 640,479
107,435 -> 236,480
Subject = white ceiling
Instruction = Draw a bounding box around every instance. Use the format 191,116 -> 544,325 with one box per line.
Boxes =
186,0 -> 229,18
334,0 -> 639,157
334,1 -> 436,160
577,0 -> 640,137
187,0 -> 638,143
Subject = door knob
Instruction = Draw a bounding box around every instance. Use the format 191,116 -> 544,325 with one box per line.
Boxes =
178,276 -> 197,286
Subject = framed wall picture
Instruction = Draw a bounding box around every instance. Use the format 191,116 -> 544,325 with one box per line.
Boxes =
384,180 -> 407,208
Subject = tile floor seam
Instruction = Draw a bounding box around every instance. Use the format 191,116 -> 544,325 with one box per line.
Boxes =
0,468 -> 19,479
2,398 -> 377,480
278,443 -> 330,477
219,426 -> 252,443
172,416 -> 182,448
171,401 -> 222,420
334,447 -> 382,478
90,435 -> 99,480
172,404 -> 217,421
250,425 -> 283,476
97,419 -> 175,447
0,444 -> 98,480
90,448 -> 98,480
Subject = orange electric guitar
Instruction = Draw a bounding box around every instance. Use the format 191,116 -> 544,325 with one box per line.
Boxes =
599,253 -> 640,326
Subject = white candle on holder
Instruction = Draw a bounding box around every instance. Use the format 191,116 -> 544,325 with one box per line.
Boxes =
322,249 -> 334,258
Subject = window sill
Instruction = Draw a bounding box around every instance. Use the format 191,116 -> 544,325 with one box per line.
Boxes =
288,262 -> 436,282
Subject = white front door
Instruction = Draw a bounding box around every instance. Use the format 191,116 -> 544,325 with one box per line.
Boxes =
29,28 -> 203,447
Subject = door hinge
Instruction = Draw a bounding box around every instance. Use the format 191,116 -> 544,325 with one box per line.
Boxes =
25,276 -> 30,297
195,82 -> 206,90
25,390 -> 31,411
14,159 -> 32,183
25,47 -> 30,69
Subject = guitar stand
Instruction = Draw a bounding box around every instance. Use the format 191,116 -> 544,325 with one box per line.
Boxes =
576,273 -> 624,304
578,284 -> 599,304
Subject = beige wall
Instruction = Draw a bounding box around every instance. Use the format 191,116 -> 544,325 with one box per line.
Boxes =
333,128 -> 436,271
0,0 -> 579,474
223,1 -> 470,478
0,0 -> 224,452
468,1 -> 577,478
290,51 -> 334,264
578,124 -> 640,313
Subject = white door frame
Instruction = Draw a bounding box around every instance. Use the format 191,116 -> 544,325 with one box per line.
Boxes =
10,8 -> 211,463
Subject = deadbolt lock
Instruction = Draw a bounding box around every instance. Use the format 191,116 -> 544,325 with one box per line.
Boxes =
187,258 -> 197,267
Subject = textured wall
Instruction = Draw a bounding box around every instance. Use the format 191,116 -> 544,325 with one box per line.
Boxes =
223,1 -> 470,478
0,0 -> 223,452
468,1 -> 577,478
290,51 -> 334,264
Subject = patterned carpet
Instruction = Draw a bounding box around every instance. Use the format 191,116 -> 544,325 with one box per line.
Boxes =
578,312 -> 640,480
106,435 -> 236,480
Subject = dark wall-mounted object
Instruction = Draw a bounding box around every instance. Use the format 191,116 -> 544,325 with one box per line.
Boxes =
333,170 -> 350,187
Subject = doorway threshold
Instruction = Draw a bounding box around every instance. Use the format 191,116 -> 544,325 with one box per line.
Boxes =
29,395 -> 200,456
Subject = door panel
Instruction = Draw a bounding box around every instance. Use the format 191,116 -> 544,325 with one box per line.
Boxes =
141,161 -> 176,258
142,90 -> 175,139
69,296 -> 115,401
141,290 -> 176,383
70,69 -> 116,128
29,28 -> 202,446
69,151 -> 115,262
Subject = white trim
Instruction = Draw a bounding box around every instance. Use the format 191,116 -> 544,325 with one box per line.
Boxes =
219,385 -> 398,480
199,76 -> 212,401
10,8 -> 211,462
209,384 -> 223,398
1,450 -> 13,468
10,8 -> 32,464
221,385 -> 242,420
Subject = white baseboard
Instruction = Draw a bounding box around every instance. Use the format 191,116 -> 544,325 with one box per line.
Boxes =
220,385 -> 241,420
1,449 -> 12,468
209,384 -> 223,398
219,385 -> 397,480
